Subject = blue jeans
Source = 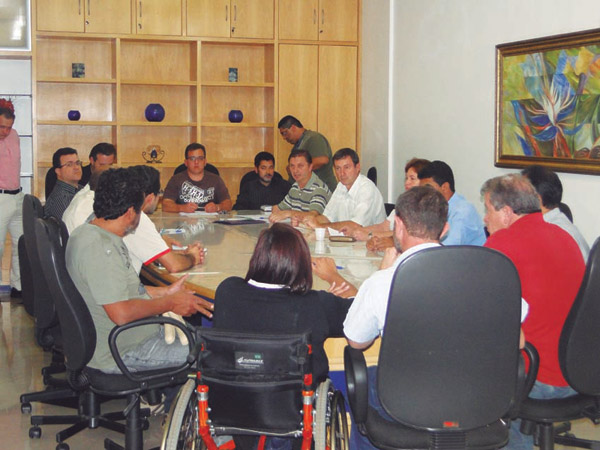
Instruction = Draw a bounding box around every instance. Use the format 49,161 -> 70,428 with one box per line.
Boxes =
349,366 -> 393,450
105,328 -> 190,373
505,381 -> 577,450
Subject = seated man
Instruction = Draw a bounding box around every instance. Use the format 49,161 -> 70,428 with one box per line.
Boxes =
44,147 -> 82,220
418,160 -> 486,245
303,148 -> 386,230
64,165 -> 205,274
66,168 -> 213,373
62,168 -> 106,233
46,142 -> 116,197
522,165 -> 589,261
163,143 -> 232,213
269,150 -> 332,223
233,151 -> 291,210
481,174 -> 585,450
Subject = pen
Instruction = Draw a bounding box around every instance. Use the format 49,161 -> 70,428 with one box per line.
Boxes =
336,265 -> 344,270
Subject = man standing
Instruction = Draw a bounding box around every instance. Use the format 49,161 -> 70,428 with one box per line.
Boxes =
522,165 -> 589,261
45,142 -> 116,197
233,152 -> 290,210
481,174 -> 585,450
162,143 -> 232,213
0,99 -> 23,298
66,168 -> 213,372
44,147 -> 82,220
278,115 -> 337,191
269,150 -> 331,223
418,160 -> 486,245
304,148 -> 386,230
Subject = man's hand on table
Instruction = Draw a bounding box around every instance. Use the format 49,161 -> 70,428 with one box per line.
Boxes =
312,257 -> 357,298
366,235 -> 394,252
163,275 -> 214,317
180,202 -> 199,213
204,202 -> 219,213
184,242 -> 205,266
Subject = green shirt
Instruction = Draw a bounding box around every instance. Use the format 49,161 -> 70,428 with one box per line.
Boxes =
292,130 -> 337,192
278,172 -> 331,213
66,223 -> 159,370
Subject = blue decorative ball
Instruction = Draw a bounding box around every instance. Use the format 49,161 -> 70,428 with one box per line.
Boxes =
228,109 -> 243,123
145,103 -> 165,122
68,110 -> 81,121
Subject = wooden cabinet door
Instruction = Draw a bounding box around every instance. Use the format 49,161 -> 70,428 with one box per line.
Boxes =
319,0 -> 358,42
187,0 -> 230,37
231,0 -> 274,39
278,0 -> 318,40
86,0 -> 131,34
278,44 -> 318,171
318,45 -> 357,152
136,0 -> 182,35
37,0 -> 84,32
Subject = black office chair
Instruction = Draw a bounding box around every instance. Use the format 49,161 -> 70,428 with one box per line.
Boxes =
367,166 -> 377,186
173,162 -> 219,176
162,328 -> 348,450
238,169 -> 285,190
30,216 -> 197,450
384,203 -> 395,216
517,237 -> 600,450
20,195 -> 77,415
345,246 -> 528,449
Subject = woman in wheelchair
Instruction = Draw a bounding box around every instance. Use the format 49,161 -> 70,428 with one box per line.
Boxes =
161,223 -> 353,450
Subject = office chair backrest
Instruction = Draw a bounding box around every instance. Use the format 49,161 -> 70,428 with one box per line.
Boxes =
174,162 -> 220,176
22,194 -> 57,330
34,217 -> 96,374
559,237 -> 600,394
378,246 -> 522,431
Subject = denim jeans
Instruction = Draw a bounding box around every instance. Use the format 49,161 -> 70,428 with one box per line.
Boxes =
349,365 -> 393,450
505,381 -> 577,450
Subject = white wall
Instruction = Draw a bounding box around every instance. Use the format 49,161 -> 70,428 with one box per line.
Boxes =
362,0 -> 600,244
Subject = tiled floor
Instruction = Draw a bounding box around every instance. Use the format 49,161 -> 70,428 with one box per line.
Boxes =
1,296 -> 600,449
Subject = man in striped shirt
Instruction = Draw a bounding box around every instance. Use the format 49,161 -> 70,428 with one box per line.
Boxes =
269,149 -> 331,223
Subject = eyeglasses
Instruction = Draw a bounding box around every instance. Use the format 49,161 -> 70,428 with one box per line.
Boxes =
187,156 -> 205,162
59,160 -> 82,168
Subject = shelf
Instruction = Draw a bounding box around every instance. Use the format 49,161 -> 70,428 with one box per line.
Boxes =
201,122 -> 273,128
121,121 -> 197,127
121,79 -> 197,86
37,120 -> 116,126
209,162 -> 254,168
37,77 -> 117,84
120,161 -> 181,168
201,81 -> 274,88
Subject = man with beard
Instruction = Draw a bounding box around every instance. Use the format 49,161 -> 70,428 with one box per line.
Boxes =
66,168 -> 213,373
233,152 -> 290,210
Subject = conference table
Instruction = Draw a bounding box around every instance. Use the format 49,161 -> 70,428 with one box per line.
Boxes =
141,209 -> 383,370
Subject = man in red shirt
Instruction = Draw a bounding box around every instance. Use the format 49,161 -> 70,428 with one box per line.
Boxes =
481,174 -> 585,450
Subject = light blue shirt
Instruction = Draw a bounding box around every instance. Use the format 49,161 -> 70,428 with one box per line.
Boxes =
442,193 -> 486,246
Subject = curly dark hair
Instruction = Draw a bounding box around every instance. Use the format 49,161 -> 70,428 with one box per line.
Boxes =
93,168 -> 144,220
128,165 -> 160,196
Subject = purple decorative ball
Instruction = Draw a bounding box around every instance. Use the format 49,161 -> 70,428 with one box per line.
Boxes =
68,110 -> 81,121
228,109 -> 243,123
145,103 -> 165,122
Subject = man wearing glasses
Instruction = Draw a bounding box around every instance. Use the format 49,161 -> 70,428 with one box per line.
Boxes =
44,147 -> 83,220
163,143 -> 232,213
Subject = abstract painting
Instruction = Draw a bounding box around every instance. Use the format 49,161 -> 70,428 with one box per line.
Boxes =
496,28 -> 600,174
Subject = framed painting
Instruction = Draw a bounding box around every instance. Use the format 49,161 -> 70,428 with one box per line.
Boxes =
496,28 -> 600,174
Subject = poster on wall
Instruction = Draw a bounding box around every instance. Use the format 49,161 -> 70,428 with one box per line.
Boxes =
495,28 -> 600,175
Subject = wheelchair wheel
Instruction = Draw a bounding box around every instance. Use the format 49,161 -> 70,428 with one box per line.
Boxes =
161,379 -> 203,450
330,391 -> 349,450
314,379 -> 331,450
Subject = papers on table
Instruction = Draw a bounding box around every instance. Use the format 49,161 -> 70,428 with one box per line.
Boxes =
328,227 -> 344,237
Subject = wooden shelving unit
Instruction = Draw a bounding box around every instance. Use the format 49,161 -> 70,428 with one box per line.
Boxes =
32,0 -> 360,201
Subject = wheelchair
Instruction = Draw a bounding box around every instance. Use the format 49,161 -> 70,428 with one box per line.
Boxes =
161,328 -> 349,450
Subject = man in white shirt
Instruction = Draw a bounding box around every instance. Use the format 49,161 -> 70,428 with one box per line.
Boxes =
304,148 -> 386,230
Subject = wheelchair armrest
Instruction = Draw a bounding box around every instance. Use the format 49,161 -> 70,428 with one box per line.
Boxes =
344,345 -> 369,425
108,316 -> 196,384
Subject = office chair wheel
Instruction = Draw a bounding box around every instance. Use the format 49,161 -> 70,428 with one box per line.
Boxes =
142,418 -> 150,431
330,391 -> 349,450
29,426 -> 42,439
162,379 -> 201,449
56,443 -> 70,450
21,402 -> 32,414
